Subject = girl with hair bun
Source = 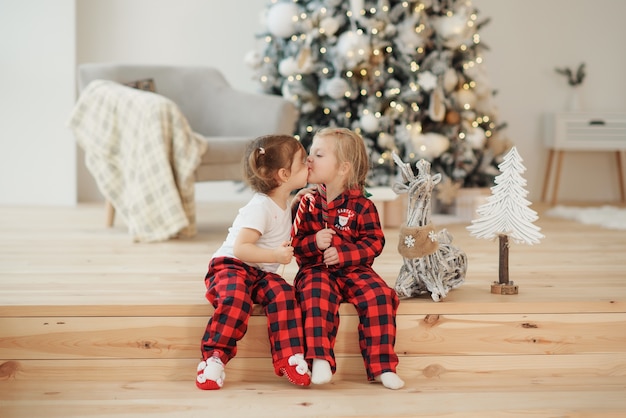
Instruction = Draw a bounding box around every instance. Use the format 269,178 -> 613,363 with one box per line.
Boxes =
196,134 -> 312,390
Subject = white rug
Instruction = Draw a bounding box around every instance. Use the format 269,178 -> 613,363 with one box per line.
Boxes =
546,205 -> 626,230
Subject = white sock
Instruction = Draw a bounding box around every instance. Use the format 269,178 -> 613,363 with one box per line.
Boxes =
375,372 -> 404,390
311,359 -> 332,385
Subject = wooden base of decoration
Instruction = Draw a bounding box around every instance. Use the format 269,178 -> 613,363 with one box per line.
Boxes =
491,281 -> 519,295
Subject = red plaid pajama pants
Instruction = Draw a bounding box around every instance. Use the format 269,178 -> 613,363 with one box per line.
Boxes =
294,265 -> 400,381
200,256 -> 305,365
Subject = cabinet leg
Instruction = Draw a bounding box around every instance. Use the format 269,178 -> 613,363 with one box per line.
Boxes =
541,149 -> 555,203
105,201 -> 116,228
551,151 -> 564,206
617,151 -> 625,203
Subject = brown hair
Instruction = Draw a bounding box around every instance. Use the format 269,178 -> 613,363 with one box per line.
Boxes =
243,134 -> 306,194
313,127 -> 369,192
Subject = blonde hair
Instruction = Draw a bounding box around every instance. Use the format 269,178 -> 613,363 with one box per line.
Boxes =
243,134 -> 306,194
313,127 -> 369,192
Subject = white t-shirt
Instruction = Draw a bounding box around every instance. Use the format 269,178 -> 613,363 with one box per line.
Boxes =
212,193 -> 291,273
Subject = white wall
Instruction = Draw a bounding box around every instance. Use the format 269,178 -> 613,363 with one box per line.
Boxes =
0,0 -> 76,205
2,0 -> 626,206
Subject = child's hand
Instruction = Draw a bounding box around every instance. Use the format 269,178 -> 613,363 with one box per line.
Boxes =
274,241 -> 294,264
315,228 -> 336,250
323,247 -> 339,266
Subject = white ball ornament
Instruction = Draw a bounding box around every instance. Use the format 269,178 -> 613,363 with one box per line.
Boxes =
324,77 -> 350,100
278,57 -> 300,77
320,16 -> 341,37
434,8 -> 468,39
360,113 -> 380,133
411,132 -> 450,160
336,31 -> 371,68
266,2 -> 299,39
465,126 -> 487,149
427,132 -> 450,159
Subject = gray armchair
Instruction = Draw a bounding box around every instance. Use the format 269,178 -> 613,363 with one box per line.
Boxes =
76,63 -> 299,228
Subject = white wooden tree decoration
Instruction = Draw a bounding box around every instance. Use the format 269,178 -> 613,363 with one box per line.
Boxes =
392,152 -> 467,302
467,146 -> 544,294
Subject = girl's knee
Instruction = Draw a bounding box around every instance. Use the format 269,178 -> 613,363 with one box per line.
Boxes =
358,285 -> 398,313
381,285 -> 399,306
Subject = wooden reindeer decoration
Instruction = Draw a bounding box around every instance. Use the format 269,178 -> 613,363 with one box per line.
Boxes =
391,152 -> 467,301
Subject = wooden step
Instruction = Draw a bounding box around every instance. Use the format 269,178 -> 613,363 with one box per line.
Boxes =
2,304 -> 626,363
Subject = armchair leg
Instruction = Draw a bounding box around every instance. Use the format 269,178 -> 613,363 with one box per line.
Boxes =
105,200 -> 116,227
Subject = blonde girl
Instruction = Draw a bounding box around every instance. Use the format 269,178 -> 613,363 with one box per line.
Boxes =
292,127 -> 404,390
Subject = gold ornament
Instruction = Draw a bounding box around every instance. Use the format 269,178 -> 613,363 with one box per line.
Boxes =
297,47 -> 311,69
445,110 -> 460,125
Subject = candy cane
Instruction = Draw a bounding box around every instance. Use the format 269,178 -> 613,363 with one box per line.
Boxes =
319,184 -> 329,228
281,192 -> 315,278
290,192 -> 315,241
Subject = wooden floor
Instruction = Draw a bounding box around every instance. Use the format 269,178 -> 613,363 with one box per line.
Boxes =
1,200 -> 625,417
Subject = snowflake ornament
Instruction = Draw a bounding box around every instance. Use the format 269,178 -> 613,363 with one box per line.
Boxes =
417,71 -> 438,92
404,234 -> 416,248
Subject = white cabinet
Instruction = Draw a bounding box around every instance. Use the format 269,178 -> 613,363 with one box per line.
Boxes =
542,112 -> 626,204
545,112 -> 626,150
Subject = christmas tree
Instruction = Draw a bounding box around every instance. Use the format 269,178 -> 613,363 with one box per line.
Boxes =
246,0 -> 512,189
467,146 -> 544,293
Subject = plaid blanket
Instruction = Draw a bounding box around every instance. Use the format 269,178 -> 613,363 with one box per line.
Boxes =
68,80 -> 208,242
